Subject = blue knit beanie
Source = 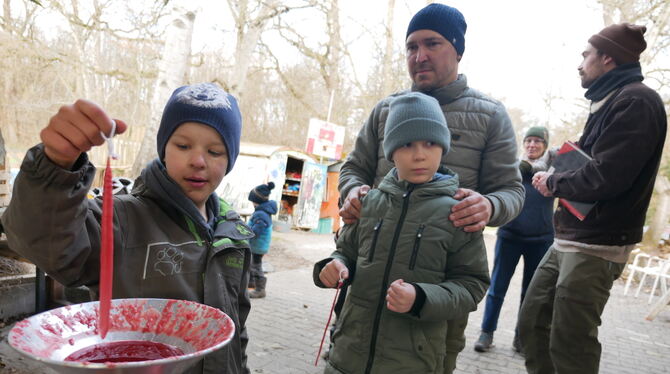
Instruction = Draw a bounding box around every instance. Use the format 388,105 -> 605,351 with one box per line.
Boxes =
383,92 -> 450,161
248,182 -> 275,204
156,82 -> 242,174
406,3 -> 467,56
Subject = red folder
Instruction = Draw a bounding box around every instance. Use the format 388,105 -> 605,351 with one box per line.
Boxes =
551,141 -> 596,221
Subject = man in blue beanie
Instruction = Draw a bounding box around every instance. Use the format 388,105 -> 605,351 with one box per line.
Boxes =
338,3 -> 523,373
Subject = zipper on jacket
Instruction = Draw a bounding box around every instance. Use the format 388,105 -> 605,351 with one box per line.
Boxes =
409,224 -> 425,270
365,185 -> 414,374
366,219 -> 384,263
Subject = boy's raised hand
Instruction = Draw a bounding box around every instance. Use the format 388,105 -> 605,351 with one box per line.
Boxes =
386,279 -> 416,313
318,259 -> 348,288
41,99 -> 128,169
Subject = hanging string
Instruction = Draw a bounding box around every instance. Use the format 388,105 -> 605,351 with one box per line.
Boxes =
314,270 -> 345,366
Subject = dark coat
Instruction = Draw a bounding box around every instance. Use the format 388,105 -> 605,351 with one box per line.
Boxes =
547,82 -> 667,245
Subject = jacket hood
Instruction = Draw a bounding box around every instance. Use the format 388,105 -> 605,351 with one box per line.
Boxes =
377,166 -> 459,199
132,158 -> 220,238
256,200 -> 278,215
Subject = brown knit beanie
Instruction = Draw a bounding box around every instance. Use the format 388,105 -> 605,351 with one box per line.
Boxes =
588,23 -> 647,64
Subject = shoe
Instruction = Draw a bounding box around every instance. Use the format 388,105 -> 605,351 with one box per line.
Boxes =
474,331 -> 494,352
513,333 -> 524,355
250,278 -> 267,299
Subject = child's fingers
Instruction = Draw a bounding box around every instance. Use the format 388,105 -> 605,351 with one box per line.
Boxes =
332,260 -> 349,280
319,260 -> 347,287
73,99 -> 117,139
40,125 -> 82,167
319,267 -> 337,287
112,119 -> 129,135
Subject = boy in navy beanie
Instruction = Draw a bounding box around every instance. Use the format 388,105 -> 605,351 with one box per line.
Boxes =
157,82 -> 242,173
3,82 -> 254,373
247,182 -> 278,298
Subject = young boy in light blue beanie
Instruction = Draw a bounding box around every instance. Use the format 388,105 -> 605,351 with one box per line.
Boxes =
313,92 -> 490,373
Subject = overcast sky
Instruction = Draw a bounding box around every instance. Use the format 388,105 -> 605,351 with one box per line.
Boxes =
195,0 -> 609,127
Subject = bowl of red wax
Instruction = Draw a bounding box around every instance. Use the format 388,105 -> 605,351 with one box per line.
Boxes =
8,298 -> 235,373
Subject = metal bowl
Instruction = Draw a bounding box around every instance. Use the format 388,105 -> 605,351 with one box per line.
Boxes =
8,298 -> 235,374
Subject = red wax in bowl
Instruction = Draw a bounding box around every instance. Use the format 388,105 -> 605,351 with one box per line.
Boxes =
64,340 -> 184,363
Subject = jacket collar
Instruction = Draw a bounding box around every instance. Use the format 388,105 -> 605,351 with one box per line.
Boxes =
411,74 -> 468,106
378,166 -> 459,197
133,158 -> 219,239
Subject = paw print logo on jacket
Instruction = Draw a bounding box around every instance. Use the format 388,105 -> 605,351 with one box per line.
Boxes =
153,247 -> 184,276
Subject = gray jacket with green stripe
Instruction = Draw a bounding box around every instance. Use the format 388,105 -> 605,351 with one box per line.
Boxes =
1,145 -> 253,374
339,75 -> 523,227
314,168 -> 490,373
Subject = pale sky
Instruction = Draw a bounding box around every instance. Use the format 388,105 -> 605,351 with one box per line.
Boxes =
193,0 -> 608,128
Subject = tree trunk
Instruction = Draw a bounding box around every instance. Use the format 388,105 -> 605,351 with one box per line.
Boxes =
644,176 -> 670,248
131,8 -> 195,177
381,0 -> 396,96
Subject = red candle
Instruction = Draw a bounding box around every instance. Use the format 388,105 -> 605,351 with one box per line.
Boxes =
99,157 -> 114,339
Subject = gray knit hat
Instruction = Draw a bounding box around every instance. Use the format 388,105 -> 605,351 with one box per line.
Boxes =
383,92 -> 450,161
524,126 -> 549,144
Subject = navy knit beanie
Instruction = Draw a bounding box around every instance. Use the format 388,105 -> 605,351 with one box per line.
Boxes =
156,82 -> 242,174
383,92 -> 450,161
248,182 -> 275,204
406,3 -> 467,56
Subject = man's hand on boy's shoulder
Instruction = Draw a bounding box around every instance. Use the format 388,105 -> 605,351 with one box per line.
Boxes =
41,99 -> 128,169
339,185 -> 371,224
450,188 -> 492,232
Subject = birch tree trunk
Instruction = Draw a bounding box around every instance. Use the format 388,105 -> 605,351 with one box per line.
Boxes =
131,7 -> 195,176
644,176 -> 670,248
381,0 -> 396,96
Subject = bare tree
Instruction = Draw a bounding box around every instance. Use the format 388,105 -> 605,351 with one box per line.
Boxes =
381,0 -> 397,96
131,6 -> 195,176
223,0 -> 314,99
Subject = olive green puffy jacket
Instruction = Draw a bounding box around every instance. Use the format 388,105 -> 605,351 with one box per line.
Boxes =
315,168 -> 490,374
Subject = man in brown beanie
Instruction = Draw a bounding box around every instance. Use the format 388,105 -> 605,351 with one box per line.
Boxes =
336,3 -> 523,374
518,23 -> 667,374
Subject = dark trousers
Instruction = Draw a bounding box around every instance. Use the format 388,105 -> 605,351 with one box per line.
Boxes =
481,237 -> 551,332
251,253 -> 266,283
517,248 -> 625,374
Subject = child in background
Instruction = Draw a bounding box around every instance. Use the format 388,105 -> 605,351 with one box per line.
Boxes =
2,83 -> 253,374
247,182 -> 278,298
313,92 -> 490,373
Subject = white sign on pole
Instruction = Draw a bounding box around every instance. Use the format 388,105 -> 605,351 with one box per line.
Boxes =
305,118 -> 345,160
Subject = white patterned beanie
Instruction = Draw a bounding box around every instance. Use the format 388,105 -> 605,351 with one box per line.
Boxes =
157,82 -> 242,173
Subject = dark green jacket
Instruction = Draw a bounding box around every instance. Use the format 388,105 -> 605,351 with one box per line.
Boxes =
339,75 -> 523,227
1,145 -> 254,374
314,168 -> 490,373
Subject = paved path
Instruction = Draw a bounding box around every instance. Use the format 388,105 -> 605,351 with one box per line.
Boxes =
245,230 -> 670,374
2,229 -> 670,373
